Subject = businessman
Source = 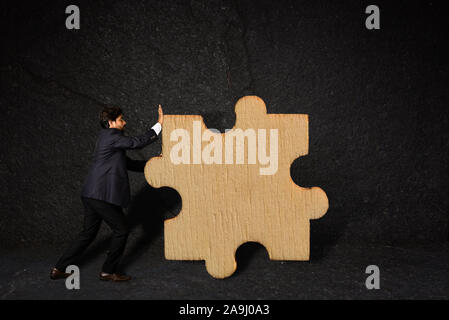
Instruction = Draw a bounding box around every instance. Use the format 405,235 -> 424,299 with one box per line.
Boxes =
51,104 -> 163,282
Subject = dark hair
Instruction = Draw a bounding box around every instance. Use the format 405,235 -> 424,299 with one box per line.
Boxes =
99,106 -> 123,128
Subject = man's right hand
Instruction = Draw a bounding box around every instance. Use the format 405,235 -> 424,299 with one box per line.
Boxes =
158,104 -> 163,125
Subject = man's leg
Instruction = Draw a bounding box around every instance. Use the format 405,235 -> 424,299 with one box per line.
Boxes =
87,200 -> 129,274
54,197 -> 102,271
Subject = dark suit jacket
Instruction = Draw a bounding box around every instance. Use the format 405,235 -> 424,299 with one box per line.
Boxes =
81,127 -> 158,208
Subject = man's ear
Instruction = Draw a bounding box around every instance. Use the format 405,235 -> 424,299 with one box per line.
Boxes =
108,120 -> 115,128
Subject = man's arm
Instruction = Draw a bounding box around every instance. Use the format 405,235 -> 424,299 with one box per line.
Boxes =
112,105 -> 163,150
112,127 -> 158,150
124,122 -> 162,170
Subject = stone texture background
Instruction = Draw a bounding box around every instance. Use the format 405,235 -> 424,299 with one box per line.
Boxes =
1,0 -> 448,249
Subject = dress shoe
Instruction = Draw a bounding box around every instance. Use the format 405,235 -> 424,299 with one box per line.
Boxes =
50,267 -> 71,280
99,272 -> 131,282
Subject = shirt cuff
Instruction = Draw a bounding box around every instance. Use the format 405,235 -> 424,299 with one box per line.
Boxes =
151,122 -> 162,135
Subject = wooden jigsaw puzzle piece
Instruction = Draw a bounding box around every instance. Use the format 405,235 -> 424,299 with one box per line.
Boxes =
144,96 -> 328,279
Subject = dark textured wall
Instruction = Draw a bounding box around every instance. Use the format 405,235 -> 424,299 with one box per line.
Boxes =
1,0 -> 448,248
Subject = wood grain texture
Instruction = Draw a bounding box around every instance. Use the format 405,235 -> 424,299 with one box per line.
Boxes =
144,96 -> 328,278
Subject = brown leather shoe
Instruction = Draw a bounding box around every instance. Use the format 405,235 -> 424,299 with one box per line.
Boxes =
99,272 -> 131,282
50,267 -> 71,280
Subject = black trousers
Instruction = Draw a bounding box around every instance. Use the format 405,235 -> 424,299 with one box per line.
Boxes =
55,197 -> 129,274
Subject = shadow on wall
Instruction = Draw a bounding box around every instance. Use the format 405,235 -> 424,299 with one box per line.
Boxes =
121,185 -> 182,269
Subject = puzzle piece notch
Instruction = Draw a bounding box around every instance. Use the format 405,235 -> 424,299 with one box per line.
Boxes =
145,96 -> 328,279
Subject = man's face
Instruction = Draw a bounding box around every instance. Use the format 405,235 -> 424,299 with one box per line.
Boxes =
109,114 -> 127,131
